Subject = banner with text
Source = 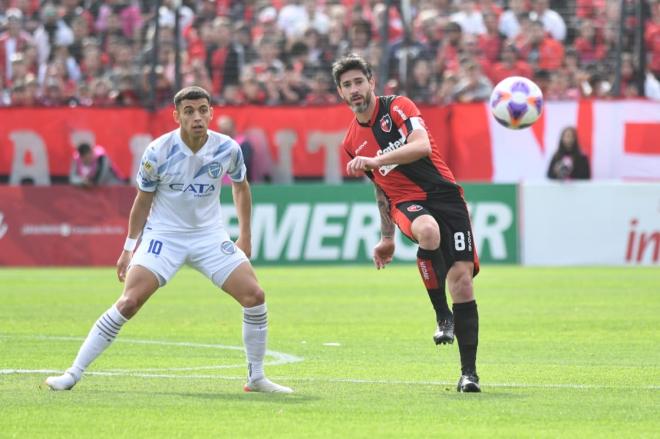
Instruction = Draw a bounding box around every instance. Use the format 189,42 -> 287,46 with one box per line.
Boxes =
221,183 -> 519,265
0,183 -> 518,266
521,182 -> 660,266
1,101 -> 658,184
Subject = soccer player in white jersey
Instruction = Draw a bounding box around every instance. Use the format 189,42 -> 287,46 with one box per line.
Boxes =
45,86 -> 293,393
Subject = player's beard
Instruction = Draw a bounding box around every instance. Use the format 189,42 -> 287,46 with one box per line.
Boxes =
347,92 -> 371,114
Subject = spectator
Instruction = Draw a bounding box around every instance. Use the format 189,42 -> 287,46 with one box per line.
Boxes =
436,71 -> 459,104
407,57 -> 437,103
95,0 -> 142,41
498,0 -> 529,40
437,21 -> 463,75
240,71 -> 267,105
39,75 -> 66,106
0,8 -> 34,88
339,18 -> 373,59
277,0 -> 306,39
518,20 -> 565,72
547,126 -> 591,180
545,70 -> 580,100
452,59 -> 493,103
490,44 -> 533,85
414,9 -> 444,53
479,12 -> 503,64
70,142 -> 125,187
450,0 -> 486,35
573,18 -> 606,66
304,71 -> 336,105
461,33 -> 492,78
529,0 -> 567,41
645,69 -> 660,100
645,0 -> 660,77
32,2 -> 74,66
208,16 -> 242,98
90,77 -> 115,106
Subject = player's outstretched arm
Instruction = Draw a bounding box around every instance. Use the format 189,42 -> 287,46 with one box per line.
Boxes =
117,190 -> 155,282
373,186 -> 395,270
231,179 -> 253,258
376,128 -> 431,167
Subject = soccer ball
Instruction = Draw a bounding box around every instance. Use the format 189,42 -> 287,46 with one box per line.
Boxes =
489,76 -> 543,129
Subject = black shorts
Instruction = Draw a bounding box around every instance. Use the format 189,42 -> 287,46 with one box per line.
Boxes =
392,197 -> 480,276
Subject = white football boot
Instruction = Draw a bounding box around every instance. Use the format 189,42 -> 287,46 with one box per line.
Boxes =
244,377 -> 293,394
44,369 -> 80,391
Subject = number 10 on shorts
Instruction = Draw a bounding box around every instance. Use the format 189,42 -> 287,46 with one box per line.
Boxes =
147,239 -> 163,255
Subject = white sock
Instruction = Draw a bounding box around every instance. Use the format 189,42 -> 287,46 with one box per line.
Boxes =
243,303 -> 268,382
68,305 -> 128,379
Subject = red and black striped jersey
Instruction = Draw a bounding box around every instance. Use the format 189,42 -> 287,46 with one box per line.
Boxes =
341,95 -> 462,206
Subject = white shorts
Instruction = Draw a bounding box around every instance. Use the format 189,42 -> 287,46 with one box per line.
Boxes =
130,228 -> 249,287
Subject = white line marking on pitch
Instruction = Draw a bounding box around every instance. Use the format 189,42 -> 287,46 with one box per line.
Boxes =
0,334 -> 303,371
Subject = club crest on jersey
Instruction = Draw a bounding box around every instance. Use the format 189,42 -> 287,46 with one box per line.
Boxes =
407,204 -> 423,212
221,240 -> 236,255
380,114 -> 392,133
207,162 -> 222,178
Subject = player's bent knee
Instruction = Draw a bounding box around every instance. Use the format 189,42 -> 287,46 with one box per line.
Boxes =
412,218 -> 440,248
115,296 -> 141,319
242,287 -> 265,308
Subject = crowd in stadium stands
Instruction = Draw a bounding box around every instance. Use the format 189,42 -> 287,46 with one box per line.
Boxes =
1,0 -> 660,107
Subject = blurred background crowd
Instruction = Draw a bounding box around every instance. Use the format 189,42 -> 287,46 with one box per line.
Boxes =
1,0 -> 659,108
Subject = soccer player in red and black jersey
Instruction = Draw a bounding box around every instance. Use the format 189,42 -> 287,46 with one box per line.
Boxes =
333,54 -> 481,392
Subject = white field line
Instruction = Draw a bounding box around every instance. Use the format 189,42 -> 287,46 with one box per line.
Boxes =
0,334 -> 303,371
1,334 -> 658,390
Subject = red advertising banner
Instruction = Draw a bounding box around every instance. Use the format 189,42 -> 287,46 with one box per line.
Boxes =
1,101 -> 658,183
0,186 -> 134,266
0,105 -> 450,182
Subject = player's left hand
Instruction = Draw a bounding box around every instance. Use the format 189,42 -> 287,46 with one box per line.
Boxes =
373,237 -> 395,270
346,156 -> 380,176
235,235 -> 252,258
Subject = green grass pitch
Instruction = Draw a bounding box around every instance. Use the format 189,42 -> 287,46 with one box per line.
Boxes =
1,265 -> 658,438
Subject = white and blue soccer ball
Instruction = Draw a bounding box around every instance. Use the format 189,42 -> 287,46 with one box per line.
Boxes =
489,76 -> 543,129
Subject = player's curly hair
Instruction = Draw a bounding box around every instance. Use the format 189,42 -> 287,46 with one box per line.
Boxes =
173,86 -> 211,108
331,54 -> 373,87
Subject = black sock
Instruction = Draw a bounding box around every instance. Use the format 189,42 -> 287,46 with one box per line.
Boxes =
453,300 -> 479,375
417,247 -> 452,322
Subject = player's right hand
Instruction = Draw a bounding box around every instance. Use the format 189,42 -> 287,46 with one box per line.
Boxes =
116,251 -> 132,282
346,156 -> 379,176
373,238 -> 395,270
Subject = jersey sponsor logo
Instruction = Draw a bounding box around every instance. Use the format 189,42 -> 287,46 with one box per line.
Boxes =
376,135 -> 406,175
207,162 -> 223,178
168,183 -> 216,194
221,240 -> 236,255
406,204 -> 423,212
380,114 -> 392,133
355,140 -> 368,155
